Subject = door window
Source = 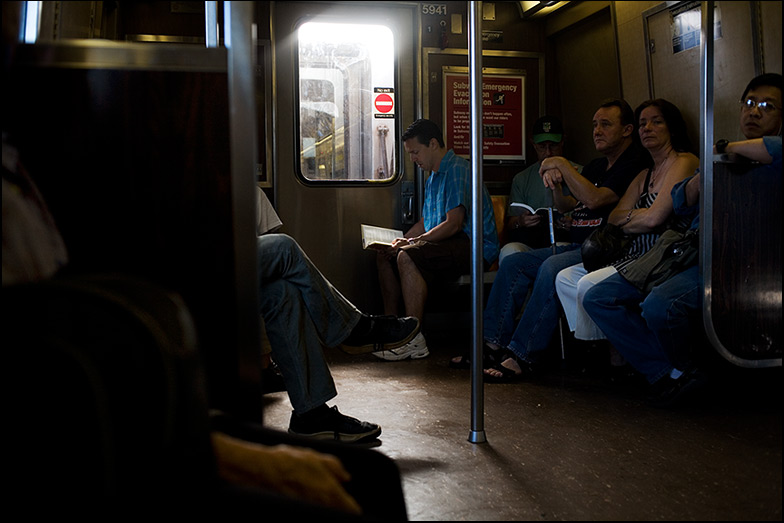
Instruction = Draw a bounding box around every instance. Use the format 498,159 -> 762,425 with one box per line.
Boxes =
297,21 -> 397,182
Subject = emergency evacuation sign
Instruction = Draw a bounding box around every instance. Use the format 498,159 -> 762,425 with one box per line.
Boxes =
373,88 -> 395,118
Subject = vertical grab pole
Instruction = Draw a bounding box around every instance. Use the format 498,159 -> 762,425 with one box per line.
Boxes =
225,1 -> 264,419
204,1 -> 218,48
468,1 -> 486,444
548,208 -> 565,361
699,1 -> 715,345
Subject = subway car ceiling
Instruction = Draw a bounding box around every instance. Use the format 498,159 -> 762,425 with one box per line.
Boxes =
20,1 -> 783,166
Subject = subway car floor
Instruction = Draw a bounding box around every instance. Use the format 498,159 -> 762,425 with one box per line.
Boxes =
261,318 -> 782,521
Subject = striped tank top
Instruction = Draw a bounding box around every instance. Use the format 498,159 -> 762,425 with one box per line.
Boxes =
613,167 -> 690,271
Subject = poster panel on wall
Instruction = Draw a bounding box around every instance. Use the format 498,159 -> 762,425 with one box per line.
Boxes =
443,67 -> 526,161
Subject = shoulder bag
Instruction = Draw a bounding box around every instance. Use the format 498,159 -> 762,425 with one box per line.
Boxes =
617,228 -> 699,294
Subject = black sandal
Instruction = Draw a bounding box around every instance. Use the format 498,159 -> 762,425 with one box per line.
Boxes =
483,349 -> 524,383
450,342 -> 504,370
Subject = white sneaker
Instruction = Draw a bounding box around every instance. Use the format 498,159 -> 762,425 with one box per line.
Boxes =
373,332 -> 429,361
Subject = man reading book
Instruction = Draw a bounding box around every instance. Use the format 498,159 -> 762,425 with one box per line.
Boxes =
501,115 -> 581,264
374,119 -> 500,361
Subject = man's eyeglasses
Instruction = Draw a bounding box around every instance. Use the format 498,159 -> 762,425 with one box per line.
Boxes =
739,98 -> 781,113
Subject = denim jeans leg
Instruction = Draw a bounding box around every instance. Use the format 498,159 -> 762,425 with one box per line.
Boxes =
507,246 -> 582,361
483,247 -> 563,348
640,265 -> 701,371
258,234 -> 361,348
259,279 -> 338,414
583,273 -> 672,383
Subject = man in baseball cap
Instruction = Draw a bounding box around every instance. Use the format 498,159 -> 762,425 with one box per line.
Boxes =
532,115 -> 565,144
500,115 -> 578,260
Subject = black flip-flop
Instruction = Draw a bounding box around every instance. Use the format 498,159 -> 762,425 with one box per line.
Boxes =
449,343 -> 504,370
483,350 -> 524,383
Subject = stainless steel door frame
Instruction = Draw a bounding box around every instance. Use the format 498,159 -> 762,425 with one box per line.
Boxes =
699,1 -> 781,368
272,2 -> 418,311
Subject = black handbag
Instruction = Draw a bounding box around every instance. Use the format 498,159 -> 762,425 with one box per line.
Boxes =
580,223 -> 631,272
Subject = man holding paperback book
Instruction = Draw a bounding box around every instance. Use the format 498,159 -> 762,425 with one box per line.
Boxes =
373,119 -> 500,361
361,224 -> 404,250
506,203 -> 562,251
501,116 -> 581,262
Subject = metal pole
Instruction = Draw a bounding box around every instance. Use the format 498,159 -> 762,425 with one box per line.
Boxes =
548,208 -> 565,361
205,1 -> 218,48
468,0 -> 486,444
225,1 -> 264,420
699,1 -> 715,358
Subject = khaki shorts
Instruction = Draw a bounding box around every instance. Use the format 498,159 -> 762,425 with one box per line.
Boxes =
397,232 -> 488,285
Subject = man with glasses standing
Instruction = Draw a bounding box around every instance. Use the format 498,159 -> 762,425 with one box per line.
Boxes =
583,73 -> 782,407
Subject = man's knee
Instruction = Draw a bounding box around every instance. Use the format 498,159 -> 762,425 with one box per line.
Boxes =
539,255 -> 567,280
259,232 -> 296,253
376,250 -> 393,273
641,283 -> 698,330
583,283 -> 609,311
499,242 -> 531,267
396,250 -> 427,292
396,249 -> 415,272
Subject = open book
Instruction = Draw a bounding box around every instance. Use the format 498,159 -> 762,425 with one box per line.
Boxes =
505,204 -> 561,248
361,224 -> 404,250
508,202 -> 552,217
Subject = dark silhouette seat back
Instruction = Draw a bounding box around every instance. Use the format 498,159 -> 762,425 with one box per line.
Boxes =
705,158 -> 782,367
5,274 -> 216,507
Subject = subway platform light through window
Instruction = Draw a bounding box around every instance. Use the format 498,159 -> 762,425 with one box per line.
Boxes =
297,21 -> 397,181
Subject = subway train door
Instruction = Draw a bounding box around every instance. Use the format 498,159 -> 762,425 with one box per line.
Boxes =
272,2 -> 418,311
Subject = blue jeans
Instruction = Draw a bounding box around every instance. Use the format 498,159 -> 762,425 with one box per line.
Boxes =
583,266 -> 701,383
257,234 -> 362,413
484,244 -> 582,362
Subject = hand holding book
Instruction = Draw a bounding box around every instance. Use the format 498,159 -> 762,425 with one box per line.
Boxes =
513,212 -> 543,229
508,202 -> 552,217
361,224 -> 404,250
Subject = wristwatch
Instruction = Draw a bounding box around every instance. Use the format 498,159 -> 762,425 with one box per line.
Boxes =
715,139 -> 729,154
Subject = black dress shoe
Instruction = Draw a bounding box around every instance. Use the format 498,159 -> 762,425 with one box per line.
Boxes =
646,367 -> 706,408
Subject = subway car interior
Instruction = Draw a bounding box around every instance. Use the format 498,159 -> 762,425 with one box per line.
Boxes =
3,1 -> 781,520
